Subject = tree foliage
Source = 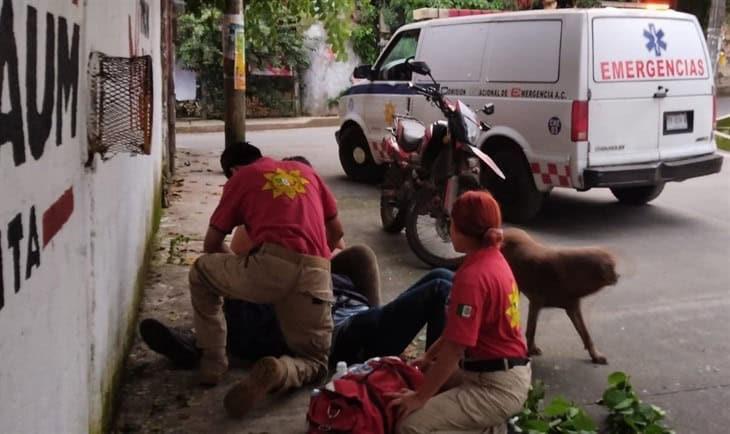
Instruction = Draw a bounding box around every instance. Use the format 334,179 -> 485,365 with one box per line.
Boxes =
177,6 -> 224,117
176,1 -> 355,117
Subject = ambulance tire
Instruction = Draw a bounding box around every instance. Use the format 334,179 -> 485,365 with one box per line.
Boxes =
480,146 -> 543,223
339,126 -> 384,184
610,183 -> 665,205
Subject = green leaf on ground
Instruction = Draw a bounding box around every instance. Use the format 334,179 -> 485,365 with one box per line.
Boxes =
607,371 -> 628,387
544,396 -> 572,417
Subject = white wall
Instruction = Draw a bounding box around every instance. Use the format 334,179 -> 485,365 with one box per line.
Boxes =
175,61 -> 197,101
0,1 -> 163,432
302,22 -> 362,116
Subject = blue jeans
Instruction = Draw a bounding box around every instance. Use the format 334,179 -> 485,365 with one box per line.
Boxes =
330,268 -> 454,365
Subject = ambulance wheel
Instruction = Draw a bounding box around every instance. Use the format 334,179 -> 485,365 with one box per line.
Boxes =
610,183 -> 665,205
480,146 -> 544,223
339,126 -> 384,183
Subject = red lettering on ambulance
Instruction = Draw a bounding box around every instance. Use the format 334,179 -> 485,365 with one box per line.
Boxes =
646,60 -> 656,77
611,61 -> 624,80
689,59 -> 698,76
625,61 -> 635,79
676,59 -> 684,76
600,62 -> 610,80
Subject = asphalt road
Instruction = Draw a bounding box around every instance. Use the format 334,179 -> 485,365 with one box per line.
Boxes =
181,128 -> 730,433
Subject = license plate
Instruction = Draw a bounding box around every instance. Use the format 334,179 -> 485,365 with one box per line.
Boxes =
665,112 -> 688,131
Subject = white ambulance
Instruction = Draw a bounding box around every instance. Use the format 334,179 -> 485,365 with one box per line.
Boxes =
335,7 -> 723,221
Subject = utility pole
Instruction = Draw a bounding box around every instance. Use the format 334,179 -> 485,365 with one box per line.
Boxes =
223,0 -> 246,148
706,0 -> 725,76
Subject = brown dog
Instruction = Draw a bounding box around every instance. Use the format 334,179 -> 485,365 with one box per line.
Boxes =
500,228 -> 618,364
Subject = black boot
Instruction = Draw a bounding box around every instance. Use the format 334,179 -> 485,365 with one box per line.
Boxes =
139,318 -> 201,369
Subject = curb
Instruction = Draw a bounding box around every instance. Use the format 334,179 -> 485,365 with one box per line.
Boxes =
175,117 -> 340,134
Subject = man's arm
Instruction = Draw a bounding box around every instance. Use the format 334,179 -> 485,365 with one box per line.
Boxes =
230,225 -> 254,255
325,215 -> 345,251
203,226 -> 232,254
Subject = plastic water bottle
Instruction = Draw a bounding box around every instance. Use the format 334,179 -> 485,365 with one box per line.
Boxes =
334,361 -> 348,379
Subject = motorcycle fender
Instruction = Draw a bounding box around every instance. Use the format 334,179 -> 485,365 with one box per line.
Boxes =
468,145 -> 505,179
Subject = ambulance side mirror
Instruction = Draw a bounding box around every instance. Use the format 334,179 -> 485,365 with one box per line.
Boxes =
408,61 -> 431,76
353,64 -> 373,80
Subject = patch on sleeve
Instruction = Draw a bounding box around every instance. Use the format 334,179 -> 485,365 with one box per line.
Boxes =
456,304 -> 473,318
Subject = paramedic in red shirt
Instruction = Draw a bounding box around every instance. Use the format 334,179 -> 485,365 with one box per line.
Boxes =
187,142 -> 344,419
389,191 -> 531,433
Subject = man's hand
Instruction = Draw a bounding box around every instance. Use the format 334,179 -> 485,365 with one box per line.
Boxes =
411,355 -> 435,373
386,388 -> 427,424
325,216 -> 344,251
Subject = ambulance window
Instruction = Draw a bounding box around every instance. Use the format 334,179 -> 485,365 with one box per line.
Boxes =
485,20 -> 562,83
376,30 -> 420,81
417,24 -> 487,82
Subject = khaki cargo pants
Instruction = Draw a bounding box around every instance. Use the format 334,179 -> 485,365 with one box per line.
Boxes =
189,243 -> 333,390
398,364 -> 531,434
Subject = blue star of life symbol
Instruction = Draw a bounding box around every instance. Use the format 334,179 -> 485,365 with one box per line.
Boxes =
643,23 -> 667,57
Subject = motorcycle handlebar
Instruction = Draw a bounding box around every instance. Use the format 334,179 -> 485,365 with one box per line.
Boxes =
408,82 -> 448,113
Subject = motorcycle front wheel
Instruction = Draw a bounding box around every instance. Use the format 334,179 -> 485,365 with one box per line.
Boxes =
405,192 -> 464,269
380,166 -> 409,233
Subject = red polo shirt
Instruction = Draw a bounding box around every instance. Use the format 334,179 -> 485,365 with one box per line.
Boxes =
209,157 -> 337,258
443,247 -> 527,360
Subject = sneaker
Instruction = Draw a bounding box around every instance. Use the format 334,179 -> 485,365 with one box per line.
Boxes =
199,349 -> 229,386
139,318 -> 200,369
224,356 -> 286,418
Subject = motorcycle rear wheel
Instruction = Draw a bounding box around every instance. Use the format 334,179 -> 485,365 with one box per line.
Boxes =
405,193 -> 464,269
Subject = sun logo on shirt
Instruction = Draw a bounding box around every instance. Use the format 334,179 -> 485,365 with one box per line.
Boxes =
262,168 -> 310,199
505,282 -> 521,329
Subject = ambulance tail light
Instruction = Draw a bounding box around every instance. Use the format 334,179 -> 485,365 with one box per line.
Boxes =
571,100 -> 589,142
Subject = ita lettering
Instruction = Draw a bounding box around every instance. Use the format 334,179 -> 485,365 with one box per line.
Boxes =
0,206 -> 43,313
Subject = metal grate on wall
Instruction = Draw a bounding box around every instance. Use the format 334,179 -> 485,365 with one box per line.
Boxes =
87,52 -> 153,162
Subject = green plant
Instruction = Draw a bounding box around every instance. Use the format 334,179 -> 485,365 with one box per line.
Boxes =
167,234 -> 191,265
573,0 -> 601,7
511,381 -> 598,434
600,372 -> 675,434
177,1 -> 356,119
176,6 -> 224,118
351,0 -> 380,63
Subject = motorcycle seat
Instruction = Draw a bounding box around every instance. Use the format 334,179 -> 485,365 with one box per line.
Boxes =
399,121 -> 425,153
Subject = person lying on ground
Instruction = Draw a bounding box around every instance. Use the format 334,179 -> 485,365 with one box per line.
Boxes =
141,243 -> 453,370
388,191 -> 531,434
187,142 -> 343,417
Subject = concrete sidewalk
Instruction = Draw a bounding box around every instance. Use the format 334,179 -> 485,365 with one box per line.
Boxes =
175,116 -> 340,134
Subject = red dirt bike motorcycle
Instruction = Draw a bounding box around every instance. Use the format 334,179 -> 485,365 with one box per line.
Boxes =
380,60 -> 504,268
